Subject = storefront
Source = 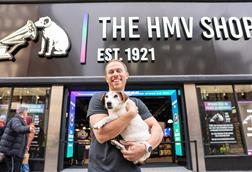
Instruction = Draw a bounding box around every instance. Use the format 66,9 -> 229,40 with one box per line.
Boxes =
1,1 -> 252,172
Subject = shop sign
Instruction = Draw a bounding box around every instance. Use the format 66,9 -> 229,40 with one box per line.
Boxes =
96,16 -> 252,63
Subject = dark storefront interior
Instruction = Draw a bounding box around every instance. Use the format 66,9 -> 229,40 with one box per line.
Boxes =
63,88 -> 189,169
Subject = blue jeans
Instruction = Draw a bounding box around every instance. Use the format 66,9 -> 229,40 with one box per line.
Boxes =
20,163 -> 29,172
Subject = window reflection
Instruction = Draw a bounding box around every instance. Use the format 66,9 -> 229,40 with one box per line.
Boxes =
0,88 -> 11,121
9,87 -> 50,159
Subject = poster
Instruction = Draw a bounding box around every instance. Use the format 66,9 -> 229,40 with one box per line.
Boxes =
238,101 -> 252,156
204,101 -> 237,144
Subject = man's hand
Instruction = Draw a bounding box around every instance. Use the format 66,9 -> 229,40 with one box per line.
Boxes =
29,124 -> 35,133
120,141 -> 146,162
125,100 -> 138,118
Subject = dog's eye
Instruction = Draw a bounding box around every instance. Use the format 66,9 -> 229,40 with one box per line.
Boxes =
105,95 -> 108,98
114,95 -> 118,98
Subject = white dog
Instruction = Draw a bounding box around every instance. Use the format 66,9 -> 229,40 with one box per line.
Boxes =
35,16 -> 70,57
93,91 -> 151,164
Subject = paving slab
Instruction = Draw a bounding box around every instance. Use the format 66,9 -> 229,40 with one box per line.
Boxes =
62,167 -> 192,172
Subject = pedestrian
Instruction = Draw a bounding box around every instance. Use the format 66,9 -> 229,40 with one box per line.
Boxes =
0,106 -> 35,172
0,114 -> 7,172
21,115 -> 35,172
0,114 -> 6,139
87,59 -> 163,172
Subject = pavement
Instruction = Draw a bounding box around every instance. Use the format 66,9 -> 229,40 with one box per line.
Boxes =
62,166 -> 192,172
62,167 -> 252,172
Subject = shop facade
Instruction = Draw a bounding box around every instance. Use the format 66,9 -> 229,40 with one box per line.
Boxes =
1,1 -> 252,172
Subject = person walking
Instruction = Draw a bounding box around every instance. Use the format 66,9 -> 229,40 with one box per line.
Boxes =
87,59 -> 163,172
21,115 -> 35,172
0,115 -> 6,139
0,106 -> 35,172
0,114 -> 7,172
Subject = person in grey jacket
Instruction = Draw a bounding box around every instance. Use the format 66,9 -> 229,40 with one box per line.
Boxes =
0,106 -> 35,172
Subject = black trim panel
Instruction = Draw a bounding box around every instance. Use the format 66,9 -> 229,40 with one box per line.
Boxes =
205,156 -> 252,170
1,75 -> 252,86
0,0 -> 251,4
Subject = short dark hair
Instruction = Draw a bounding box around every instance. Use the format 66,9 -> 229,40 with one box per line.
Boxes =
105,59 -> 128,74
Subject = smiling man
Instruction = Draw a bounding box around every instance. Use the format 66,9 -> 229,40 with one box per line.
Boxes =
87,59 -> 163,172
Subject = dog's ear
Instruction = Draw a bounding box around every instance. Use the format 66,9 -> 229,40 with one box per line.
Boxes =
118,91 -> 128,102
100,93 -> 106,105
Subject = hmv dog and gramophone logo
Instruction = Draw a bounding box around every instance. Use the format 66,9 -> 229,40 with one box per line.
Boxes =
0,16 -> 70,61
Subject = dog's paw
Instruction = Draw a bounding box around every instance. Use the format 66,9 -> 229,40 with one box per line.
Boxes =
110,140 -> 125,150
134,160 -> 145,166
93,121 -> 105,129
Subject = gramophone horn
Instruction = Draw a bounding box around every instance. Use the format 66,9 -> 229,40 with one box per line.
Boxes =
0,20 -> 37,45
0,20 -> 38,61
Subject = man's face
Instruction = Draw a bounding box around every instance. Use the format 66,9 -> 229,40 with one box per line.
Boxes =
22,111 -> 28,119
105,61 -> 128,91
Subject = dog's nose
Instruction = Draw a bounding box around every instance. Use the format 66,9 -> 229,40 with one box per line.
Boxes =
107,102 -> 112,107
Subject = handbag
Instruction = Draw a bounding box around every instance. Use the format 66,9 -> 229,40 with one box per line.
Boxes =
0,152 -> 5,162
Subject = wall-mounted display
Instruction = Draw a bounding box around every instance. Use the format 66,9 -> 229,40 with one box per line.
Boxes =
197,85 -> 245,155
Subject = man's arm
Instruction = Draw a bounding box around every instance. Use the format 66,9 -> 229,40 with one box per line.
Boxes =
89,101 -> 138,144
145,116 -> 164,149
11,118 -> 30,134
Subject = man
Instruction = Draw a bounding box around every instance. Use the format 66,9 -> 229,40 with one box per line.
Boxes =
0,106 -> 35,172
0,115 -> 6,139
0,115 -> 7,172
87,59 -> 163,172
21,115 -> 35,172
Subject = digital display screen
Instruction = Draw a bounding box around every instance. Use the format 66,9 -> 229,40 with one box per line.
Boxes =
164,128 -> 171,137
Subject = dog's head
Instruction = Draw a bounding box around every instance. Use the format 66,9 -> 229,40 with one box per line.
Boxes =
101,91 -> 128,111
35,16 -> 52,28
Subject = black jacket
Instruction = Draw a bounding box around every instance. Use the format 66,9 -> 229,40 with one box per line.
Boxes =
0,126 -> 5,140
0,115 -> 30,158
